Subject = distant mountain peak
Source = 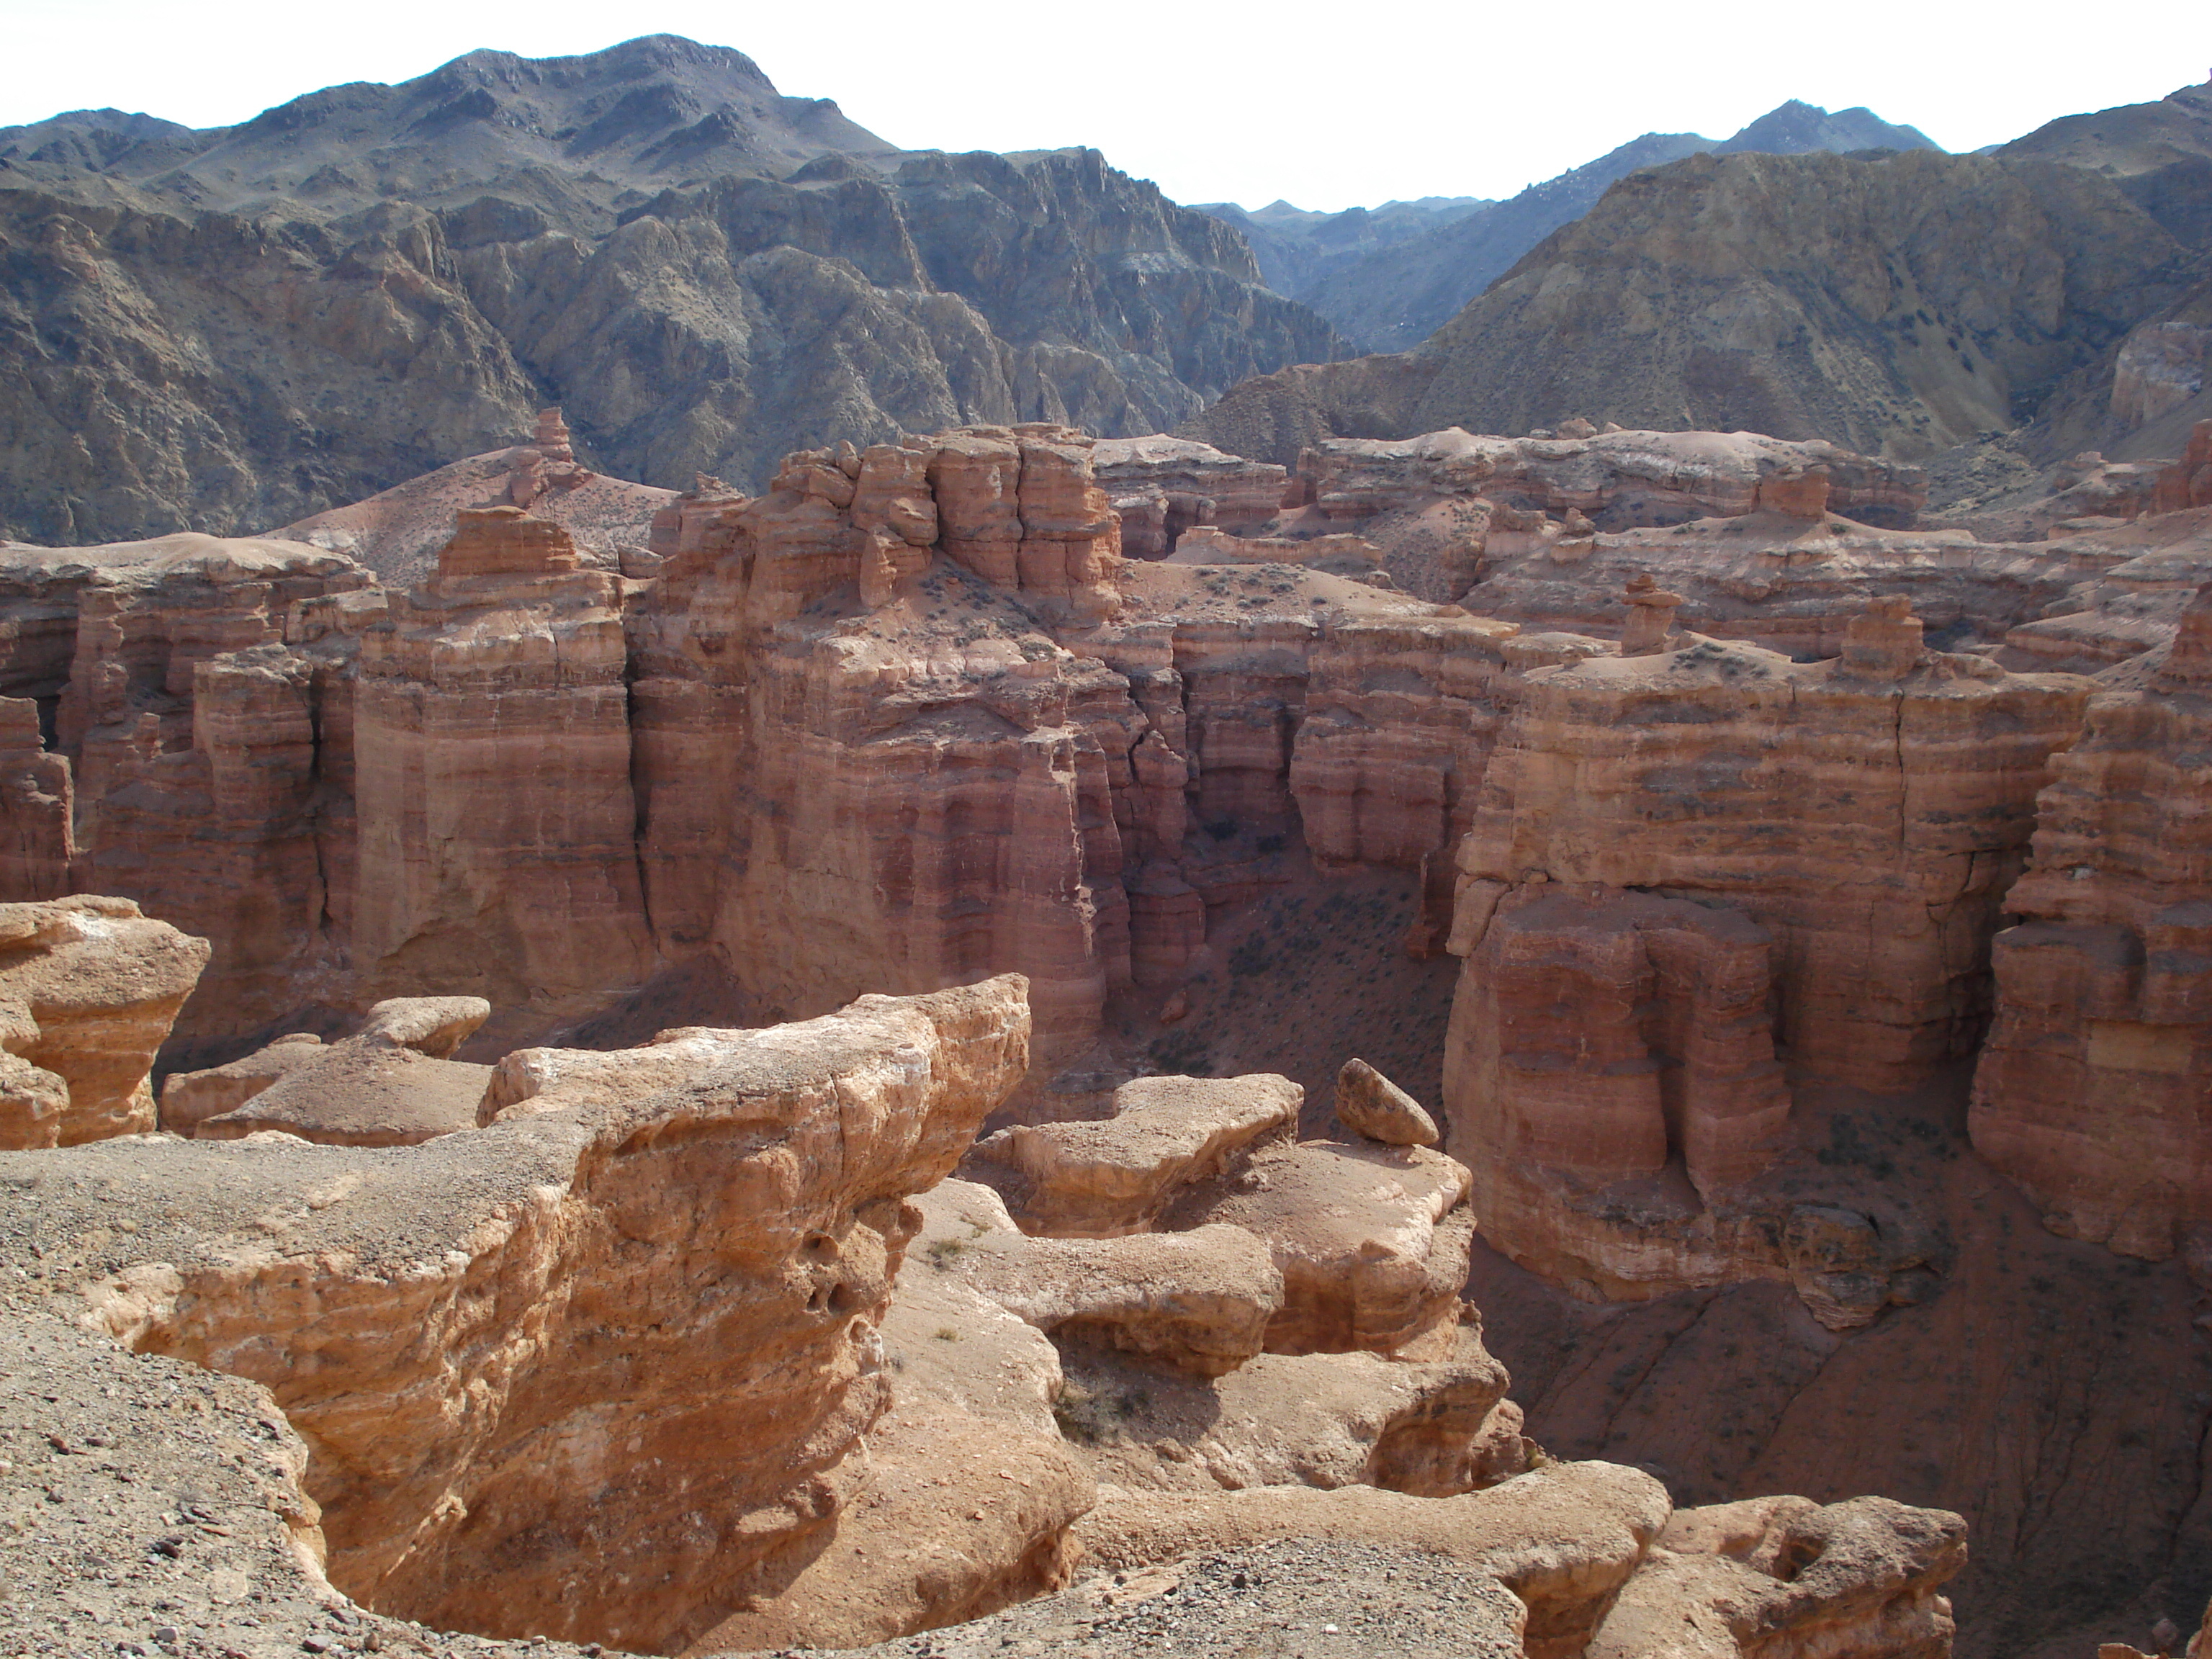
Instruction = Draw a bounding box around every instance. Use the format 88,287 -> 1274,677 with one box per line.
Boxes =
1719,100 -> 1941,156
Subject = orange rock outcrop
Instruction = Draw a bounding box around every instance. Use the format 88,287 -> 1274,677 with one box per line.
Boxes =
59,976 -> 1031,1652
0,894 -> 208,1147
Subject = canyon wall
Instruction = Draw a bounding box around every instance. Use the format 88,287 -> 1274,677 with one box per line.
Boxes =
0,423 -> 1583,1069
1970,577 -> 2212,1259
1441,601 -> 2092,1310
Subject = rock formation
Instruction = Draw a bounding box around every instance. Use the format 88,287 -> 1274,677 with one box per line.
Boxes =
1443,603 -> 2092,1312
1971,577 -> 2212,1258
39,976 -> 1031,1652
948,1059 -> 1521,1498
0,894 -> 207,1147
1092,436 -> 1291,559
0,421 -> 1542,1069
0,534 -> 374,1046
351,505 -> 655,1015
974,1071 -> 1300,1236
274,415 -> 677,590
2158,418 -> 2212,513
0,967 -> 1973,1659
171,996 -> 493,1146
1293,426 -> 1928,533
14,408 -> 2212,1651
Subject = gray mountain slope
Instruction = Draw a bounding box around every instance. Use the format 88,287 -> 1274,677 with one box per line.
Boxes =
0,35 -> 1349,543
1301,101 -> 1940,351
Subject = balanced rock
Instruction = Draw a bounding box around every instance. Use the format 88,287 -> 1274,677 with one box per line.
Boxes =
1333,1057 -> 1439,1146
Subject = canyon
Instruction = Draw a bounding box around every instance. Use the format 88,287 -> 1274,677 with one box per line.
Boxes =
8,37 -> 2212,1659
0,404 -> 2208,1657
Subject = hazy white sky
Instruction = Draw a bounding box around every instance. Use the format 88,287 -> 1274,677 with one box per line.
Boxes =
3,0 -> 2206,210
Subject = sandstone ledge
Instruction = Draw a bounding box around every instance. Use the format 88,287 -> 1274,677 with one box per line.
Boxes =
4,976 -> 1031,1653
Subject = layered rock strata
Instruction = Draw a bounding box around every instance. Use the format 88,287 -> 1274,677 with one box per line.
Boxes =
1293,427 -> 1928,532
1443,601 -> 2092,1311
4,423 -> 1539,1069
0,536 -> 372,1039
1092,436 -> 1291,559
1972,578 -> 2212,1258
352,505 -> 655,1012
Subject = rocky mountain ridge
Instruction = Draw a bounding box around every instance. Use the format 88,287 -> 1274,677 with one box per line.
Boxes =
1192,194 -> 1492,307
0,35 -> 1349,546
1292,100 -> 1940,352
1187,79 -> 2212,473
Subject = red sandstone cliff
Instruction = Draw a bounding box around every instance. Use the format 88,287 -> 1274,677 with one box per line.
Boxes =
1972,576 -> 2212,1259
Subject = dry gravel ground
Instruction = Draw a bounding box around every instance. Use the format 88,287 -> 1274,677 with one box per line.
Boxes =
773,1542 -> 1524,1659
0,1307 -> 604,1659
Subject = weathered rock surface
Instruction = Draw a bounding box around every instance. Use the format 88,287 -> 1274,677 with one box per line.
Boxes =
187,996 -> 493,1146
0,894 -> 207,1147
789,1540 -> 1543,1659
686,1395 -> 1094,1655
1053,1336 -> 1516,1499
1334,1057 -> 1440,1146
1092,435 -> 1290,559
924,1180 -> 1285,1378
1295,426 -> 1928,533
0,534 -> 374,1041
274,431 -> 678,590
1079,1460 -> 1666,1659
0,421 -> 1508,1070
1972,577 -> 2212,1258
1443,606 -> 2090,1310
158,1030 -> 327,1132
24,976 -> 1030,1652
1173,1138 -> 1476,1357
1586,1495 -> 1967,1659
971,1071 -> 1301,1236
352,505 -> 655,1015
